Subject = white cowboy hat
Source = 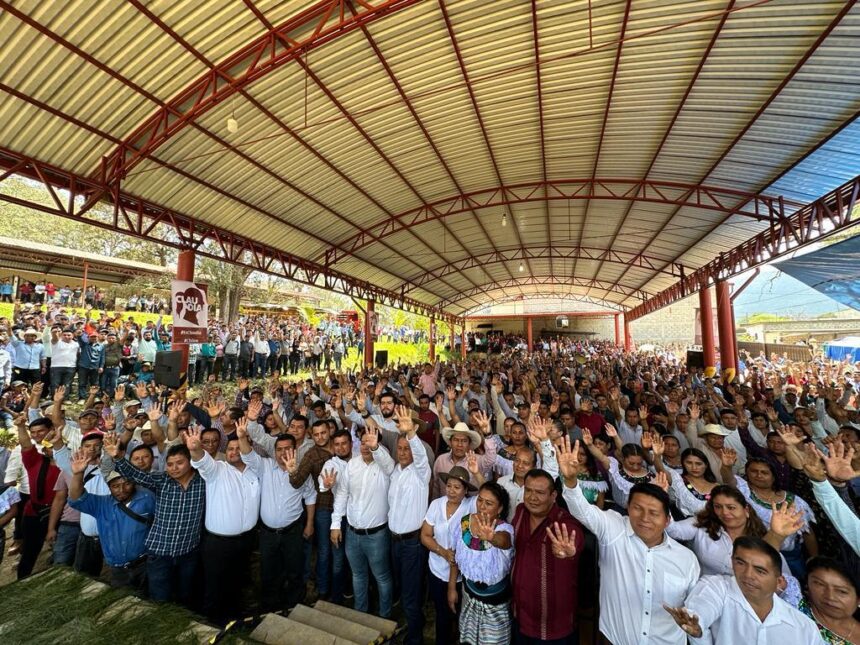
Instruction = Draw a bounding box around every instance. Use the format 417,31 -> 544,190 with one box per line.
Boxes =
442,422 -> 482,450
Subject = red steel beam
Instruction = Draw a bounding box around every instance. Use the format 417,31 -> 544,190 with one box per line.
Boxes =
530,0 -> 552,276
575,0 -> 632,282
128,0 -> 473,307
613,0 -> 857,298
435,276 -> 653,312
93,0 -> 422,185
399,245 -> 682,294
345,0 -> 507,286
626,174 -> 860,320
0,147 -> 462,322
462,294 -> 625,317
322,178 -> 804,265
437,0 -> 533,281
588,0 -> 734,296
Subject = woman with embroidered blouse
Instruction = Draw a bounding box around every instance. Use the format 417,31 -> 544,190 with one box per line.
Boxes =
582,423 -> 655,509
801,556 -> 860,645
447,481 -> 514,645
721,451 -> 819,578
651,433 -> 720,518
664,484 -> 805,607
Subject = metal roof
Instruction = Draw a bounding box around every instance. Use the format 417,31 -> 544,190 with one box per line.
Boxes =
1,0 -> 859,318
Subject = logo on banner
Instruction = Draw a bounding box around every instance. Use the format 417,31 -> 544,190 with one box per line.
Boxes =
171,280 -> 208,343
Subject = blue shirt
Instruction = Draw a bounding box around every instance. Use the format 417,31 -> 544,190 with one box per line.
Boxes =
69,488 -> 155,566
10,339 -> 43,369
77,334 -> 105,369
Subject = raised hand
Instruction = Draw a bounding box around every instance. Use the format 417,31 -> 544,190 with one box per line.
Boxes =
365,425 -> 379,451
776,424 -> 803,447
546,521 -> 578,559
135,381 -> 148,400
395,405 -> 415,435
146,403 -> 162,422
689,402 -> 700,421
70,448 -> 89,475
103,431 -> 121,459
638,405 -> 648,421
557,436 -> 580,484
103,412 -> 116,431
666,401 -> 679,416
53,384 -> 66,403
182,426 -> 202,452
653,470 -> 669,493
246,398 -> 262,421
662,605 -> 702,638
527,417 -> 550,444
769,502 -> 804,539
821,442 -> 860,483
466,450 -> 480,476
641,431 -> 653,451
581,429 -> 593,446
470,512 -> 497,542
89,385 -> 99,396
651,433 -> 664,457
235,417 -> 248,440
719,447 -> 737,468
280,448 -> 297,474
474,410 -> 491,436
603,423 -> 617,438
238,378 -> 250,391
321,468 -> 338,490
114,384 -> 125,402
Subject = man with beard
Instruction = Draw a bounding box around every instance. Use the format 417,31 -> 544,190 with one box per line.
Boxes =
188,421 -> 261,624
347,391 -> 434,466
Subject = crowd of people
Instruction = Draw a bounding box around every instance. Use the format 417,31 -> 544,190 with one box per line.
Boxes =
0,297 -> 858,644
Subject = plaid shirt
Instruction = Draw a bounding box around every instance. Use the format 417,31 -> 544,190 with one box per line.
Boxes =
114,457 -> 206,556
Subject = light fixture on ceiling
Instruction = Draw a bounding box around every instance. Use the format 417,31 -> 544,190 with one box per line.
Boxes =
502,213 -> 507,227
518,261 -> 524,272
227,114 -> 239,133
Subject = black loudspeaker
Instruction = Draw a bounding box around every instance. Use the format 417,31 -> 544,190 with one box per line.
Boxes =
686,350 -> 705,369
154,350 -> 184,388
374,350 -> 388,368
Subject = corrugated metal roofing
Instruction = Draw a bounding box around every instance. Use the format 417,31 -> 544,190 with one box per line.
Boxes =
0,0 -> 858,316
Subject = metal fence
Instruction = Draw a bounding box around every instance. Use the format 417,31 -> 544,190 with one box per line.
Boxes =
737,341 -> 814,362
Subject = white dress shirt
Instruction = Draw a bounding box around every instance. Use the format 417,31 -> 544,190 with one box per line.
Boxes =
53,447 -> 109,537
242,449 -> 316,529
497,474 -> 524,522
318,455 -> 349,495
332,446 -> 394,530
51,339 -> 79,368
563,483 -> 701,645
684,575 -> 824,645
424,495 -> 472,583
191,451 -> 260,535
388,435 -> 431,534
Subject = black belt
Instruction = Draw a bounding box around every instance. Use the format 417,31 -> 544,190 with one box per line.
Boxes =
390,529 -> 420,542
348,523 -> 387,536
260,516 -> 302,534
116,555 -> 147,570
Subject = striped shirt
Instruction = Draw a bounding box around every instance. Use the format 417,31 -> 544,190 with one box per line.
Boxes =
114,457 -> 205,556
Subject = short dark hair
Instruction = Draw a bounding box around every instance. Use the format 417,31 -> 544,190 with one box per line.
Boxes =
129,444 -> 152,459
331,429 -> 351,443
311,419 -> 329,432
524,468 -> 555,491
274,433 -> 296,449
379,392 -> 398,404
807,556 -> 860,596
733,536 -> 782,572
290,414 -> 308,429
628,483 -> 670,517
166,444 -> 191,461
478,481 -> 510,521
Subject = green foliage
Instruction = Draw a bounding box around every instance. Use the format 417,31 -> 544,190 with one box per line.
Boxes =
740,313 -> 790,324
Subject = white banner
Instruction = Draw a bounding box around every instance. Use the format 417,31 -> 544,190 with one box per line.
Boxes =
171,280 -> 208,343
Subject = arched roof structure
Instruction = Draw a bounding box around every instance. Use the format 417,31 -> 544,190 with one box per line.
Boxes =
1,0 -> 859,322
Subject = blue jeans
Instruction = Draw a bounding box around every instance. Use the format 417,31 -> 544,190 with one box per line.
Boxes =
52,522 -> 80,565
50,366 -> 75,398
100,367 -> 120,397
77,367 -> 100,400
315,508 -> 346,601
345,526 -> 392,617
253,353 -> 268,378
147,550 -> 199,605
392,535 -> 425,645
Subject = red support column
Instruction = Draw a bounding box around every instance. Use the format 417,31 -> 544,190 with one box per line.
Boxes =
460,326 -> 467,359
174,248 -> 195,383
614,314 -> 621,346
526,317 -> 533,352
623,316 -> 632,352
450,323 -> 456,357
715,280 -> 737,380
364,300 -> 375,368
428,317 -> 436,362
699,286 -> 716,376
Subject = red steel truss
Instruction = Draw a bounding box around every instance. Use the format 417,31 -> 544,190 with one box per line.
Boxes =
461,292 -> 625,316
400,246 -> 683,294
435,276 -> 653,312
627,174 -> 860,320
0,147 -> 458,323
98,0 -> 421,185
322,178 -> 806,266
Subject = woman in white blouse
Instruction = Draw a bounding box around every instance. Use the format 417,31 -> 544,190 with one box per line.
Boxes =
421,465 -> 474,645
583,424 -> 656,508
651,434 -> 720,518
665,484 -> 805,606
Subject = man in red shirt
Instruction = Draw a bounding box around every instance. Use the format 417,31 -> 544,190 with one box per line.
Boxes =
511,469 -> 584,644
13,413 -> 60,579
574,397 -> 605,438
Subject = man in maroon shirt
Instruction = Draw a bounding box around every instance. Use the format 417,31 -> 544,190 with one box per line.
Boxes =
574,397 -> 605,438
13,413 -> 60,579
511,469 -> 584,644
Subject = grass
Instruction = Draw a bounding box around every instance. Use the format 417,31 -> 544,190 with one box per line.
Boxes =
0,566 -> 247,644
0,302 -> 171,326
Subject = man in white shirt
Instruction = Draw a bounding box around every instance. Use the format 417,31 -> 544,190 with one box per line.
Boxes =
331,425 -> 395,618
49,327 -> 78,399
665,536 -> 824,644
387,407 -> 431,644
558,438 -> 701,645
187,422 -> 261,624
241,431 -> 315,612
